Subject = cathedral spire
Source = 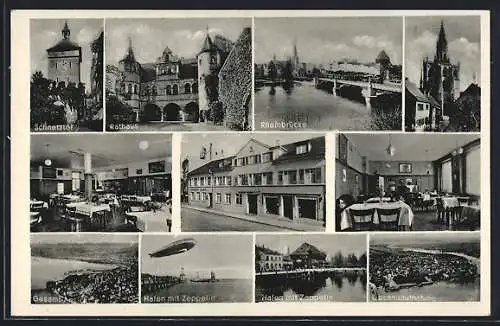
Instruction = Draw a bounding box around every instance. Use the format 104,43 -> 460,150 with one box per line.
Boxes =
62,20 -> 71,40
435,20 -> 449,63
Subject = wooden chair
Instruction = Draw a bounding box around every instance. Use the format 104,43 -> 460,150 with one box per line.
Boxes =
377,208 -> 402,231
435,197 -> 445,224
350,208 -> 375,231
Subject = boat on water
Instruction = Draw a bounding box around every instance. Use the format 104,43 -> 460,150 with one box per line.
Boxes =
190,271 -> 219,283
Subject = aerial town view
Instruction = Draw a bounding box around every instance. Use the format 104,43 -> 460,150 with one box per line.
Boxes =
369,232 -> 480,302
254,17 -> 403,131
255,234 -> 367,302
30,19 -> 104,132
105,18 -> 252,131
31,234 -> 138,304
141,234 -> 253,303
405,16 -> 481,132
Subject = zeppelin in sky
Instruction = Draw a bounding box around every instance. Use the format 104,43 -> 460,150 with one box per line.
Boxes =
148,238 -> 197,258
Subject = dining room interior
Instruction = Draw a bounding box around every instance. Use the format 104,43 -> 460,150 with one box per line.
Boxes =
335,132 -> 481,232
30,133 -> 172,232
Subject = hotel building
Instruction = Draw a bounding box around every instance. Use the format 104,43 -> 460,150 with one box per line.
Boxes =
186,136 -> 326,228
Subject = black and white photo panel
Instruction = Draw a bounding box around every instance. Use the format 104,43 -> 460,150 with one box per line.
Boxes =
180,132 -> 326,232
105,18 -> 252,132
31,233 -> 139,304
254,17 -> 403,131
255,234 -> 367,302
30,133 -> 172,232
335,133 -> 480,232
404,16 -> 481,132
369,232 -> 480,302
30,19 -> 104,132
141,234 -> 253,303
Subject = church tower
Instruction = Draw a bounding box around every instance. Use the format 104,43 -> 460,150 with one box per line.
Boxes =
420,20 -> 460,117
197,26 -> 221,121
46,20 -> 82,85
118,37 -> 141,110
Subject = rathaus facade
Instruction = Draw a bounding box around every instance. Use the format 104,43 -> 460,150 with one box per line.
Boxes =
107,29 -> 233,123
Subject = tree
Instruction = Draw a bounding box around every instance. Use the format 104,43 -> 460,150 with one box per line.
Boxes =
312,67 -> 321,77
268,60 -> 277,82
358,253 -> 367,267
331,251 -> 344,268
208,101 -> 224,124
346,253 -> 359,267
204,74 -> 219,103
30,71 -> 67,127
106,94 -> 136,127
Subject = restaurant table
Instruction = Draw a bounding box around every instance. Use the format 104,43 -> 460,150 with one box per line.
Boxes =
439,196 -> 460,208
65,201 -> 88,209
125,210 -> 171,232
366,197 -> 392,203
74,204 -> 111,217
340,201 -> 414,231
121,195 -> 152,203
30,200 -> 48,210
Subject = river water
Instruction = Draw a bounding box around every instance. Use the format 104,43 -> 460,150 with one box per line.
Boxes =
256,272 -> 367,302
254,84 -> 373,131
142,279 -> 253,303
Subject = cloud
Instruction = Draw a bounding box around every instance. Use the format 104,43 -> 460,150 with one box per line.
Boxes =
353,35 -> 377,48
406,30 -> 480,91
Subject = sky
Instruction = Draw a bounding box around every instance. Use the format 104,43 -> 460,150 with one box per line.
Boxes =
405,16 -> 481,92
106,18 -> 251,67
255,17 -> 402,65
30,19 -> 103,93
256,234 -> 366,259
141,234 -> 253,279
181,133 -> 324,171
31,233 -> 137,244
371,232 -> 480,246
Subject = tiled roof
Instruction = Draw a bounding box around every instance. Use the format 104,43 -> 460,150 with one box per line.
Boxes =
256,246 -> 282,256
272,136 -> 325,164
47,39 -> 81,53
290,242 -> 326,260
187,156 -> 235,176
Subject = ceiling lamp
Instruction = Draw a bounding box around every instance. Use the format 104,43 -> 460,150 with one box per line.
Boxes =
458,147 -> 464,154
139,140 -> 149,151
386,135 -> 395,157
385,162 -> 391,168
44,144 -> 52,166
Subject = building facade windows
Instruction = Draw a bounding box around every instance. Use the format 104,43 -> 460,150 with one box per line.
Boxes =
216,193 -> 222,203
225,193 -> 231,204
236,193 -> 242,205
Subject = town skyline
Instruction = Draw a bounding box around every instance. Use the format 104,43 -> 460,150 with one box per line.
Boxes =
30,19 -> 102,93
106,18 -> 251,67
406,16 -> 481,93
255,17 -> 402,66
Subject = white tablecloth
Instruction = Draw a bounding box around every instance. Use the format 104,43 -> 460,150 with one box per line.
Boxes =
30,200 -> 48,209
439,197 -> 460,209
121,195 -> 152,203
75,204 -> 111,217
340,201 -> 414,230
65,201 -> 88,209
126,211 -> 171,232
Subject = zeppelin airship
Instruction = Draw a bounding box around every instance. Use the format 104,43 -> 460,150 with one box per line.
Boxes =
149,238 -> 197,258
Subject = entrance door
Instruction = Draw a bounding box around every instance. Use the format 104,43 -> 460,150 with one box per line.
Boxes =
209,193 -> 213,208
248,194 -> 258,215
283,196 -> 293,220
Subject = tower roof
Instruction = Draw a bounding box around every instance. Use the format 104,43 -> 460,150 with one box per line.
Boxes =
120,37 -> 136,63
199,26 -> 218,53
376,50 -> 391,63
46,21 -> 81,53
435,20 -> 449,63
